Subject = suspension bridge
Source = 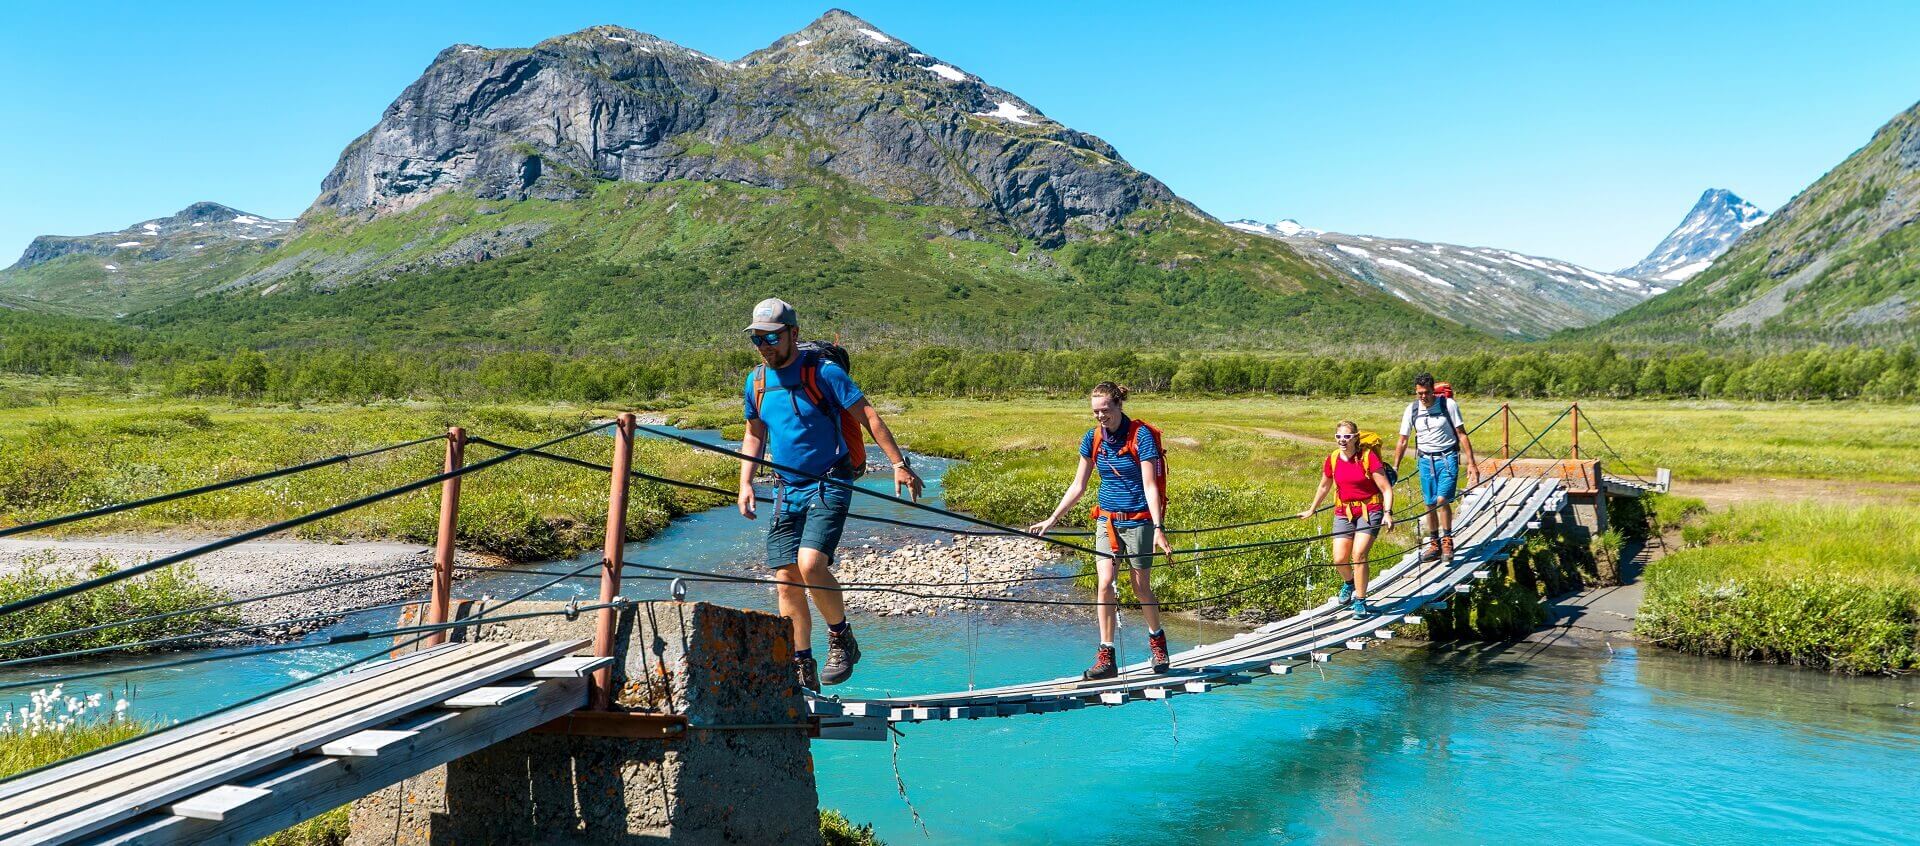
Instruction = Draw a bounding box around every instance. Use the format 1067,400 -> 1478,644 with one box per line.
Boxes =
0,402 -> 1663,844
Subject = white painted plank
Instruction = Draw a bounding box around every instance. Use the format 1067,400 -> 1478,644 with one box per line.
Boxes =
520,656 -> 613,678
318,729 -> 417,758
168,785 -> 271,822
442,684 -> 538,708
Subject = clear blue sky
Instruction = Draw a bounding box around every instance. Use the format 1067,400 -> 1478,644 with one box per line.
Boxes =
4,1 -> 1919,270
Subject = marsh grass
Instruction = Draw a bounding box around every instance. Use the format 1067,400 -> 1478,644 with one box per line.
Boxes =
1638,502 -> 1920,673
0,400 -> 732,561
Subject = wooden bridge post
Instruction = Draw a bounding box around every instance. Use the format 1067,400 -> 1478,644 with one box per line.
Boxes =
1570,402 -> 1580,460
423,426 -> 465,647
591,412 -> 636,709
1501,403 -> 1510,460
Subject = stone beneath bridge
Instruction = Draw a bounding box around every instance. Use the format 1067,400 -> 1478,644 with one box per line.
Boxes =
346,600 -> 820,846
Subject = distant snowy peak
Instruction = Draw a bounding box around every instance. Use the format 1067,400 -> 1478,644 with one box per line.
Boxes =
1224,216 -> 1659,338
1225,218 -> 1317,237
1619,188 -> 1768,283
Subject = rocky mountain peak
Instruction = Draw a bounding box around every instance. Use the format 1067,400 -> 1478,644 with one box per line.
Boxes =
1617,187 -> 1767,283
311,11 -> 1175,246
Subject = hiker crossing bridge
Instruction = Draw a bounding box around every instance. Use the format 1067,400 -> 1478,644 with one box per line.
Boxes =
812,473 -> 1564,730
0,402 -> 1663,843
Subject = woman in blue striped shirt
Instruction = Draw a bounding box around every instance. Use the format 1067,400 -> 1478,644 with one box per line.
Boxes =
1029,382 -> 1175,680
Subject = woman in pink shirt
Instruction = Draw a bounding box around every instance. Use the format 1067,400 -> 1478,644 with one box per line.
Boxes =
1298,420 -> 1395,618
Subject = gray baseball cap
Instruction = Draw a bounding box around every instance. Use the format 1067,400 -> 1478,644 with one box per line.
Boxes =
746,297 -> 798,332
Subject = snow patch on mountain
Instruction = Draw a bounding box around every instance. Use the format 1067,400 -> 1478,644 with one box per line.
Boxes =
1619,188 -> 1768,282
1223,215 -> 1661,338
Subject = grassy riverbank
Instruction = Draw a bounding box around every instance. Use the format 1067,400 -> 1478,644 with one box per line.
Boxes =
1638,502 -> 1920,674
0,396 -> 731,561
0,555 -> 236,660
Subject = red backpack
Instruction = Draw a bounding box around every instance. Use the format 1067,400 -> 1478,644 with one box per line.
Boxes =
1088,418 -> 1168,524
749,344 -> 867,476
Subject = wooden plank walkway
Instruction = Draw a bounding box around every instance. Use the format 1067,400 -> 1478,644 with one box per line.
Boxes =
1,639 -> 596,846
812,475 -> 1564,729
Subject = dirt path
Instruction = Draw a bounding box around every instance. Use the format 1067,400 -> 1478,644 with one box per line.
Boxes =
1249,426 -> 1331,447
1673,478 -> 1920,509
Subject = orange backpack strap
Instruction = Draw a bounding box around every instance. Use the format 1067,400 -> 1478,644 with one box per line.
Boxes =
750,365 -> 768,416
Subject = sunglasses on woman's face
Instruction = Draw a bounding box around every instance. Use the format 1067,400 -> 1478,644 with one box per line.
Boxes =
1334,433 -> 1356,442
750,331 -> 784,347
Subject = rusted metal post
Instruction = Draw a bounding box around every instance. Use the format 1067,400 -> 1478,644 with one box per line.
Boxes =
424,427 -> 466,647
1501,403 -> 1511,460
591,412 -> 636,710
1570,402 -> 1581,460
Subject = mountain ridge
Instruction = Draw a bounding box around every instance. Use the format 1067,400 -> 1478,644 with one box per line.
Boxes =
0,202 -> 291,317
1224,218 -> 1658,338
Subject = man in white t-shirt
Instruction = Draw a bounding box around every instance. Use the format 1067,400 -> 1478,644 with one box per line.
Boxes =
1392,373 -> 1479,563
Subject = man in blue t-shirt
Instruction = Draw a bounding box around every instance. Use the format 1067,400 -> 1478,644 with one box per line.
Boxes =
738,298 -> 923,691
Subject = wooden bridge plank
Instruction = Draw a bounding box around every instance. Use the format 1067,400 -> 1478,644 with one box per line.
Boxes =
6,639 -> 583,846
0,642 -> 518,824
77,677 -> 588,846
0,643 -> 462,803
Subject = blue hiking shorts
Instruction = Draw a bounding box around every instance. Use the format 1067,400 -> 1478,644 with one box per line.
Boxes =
765,477 -> 853,570
1417,452 -> 1460,507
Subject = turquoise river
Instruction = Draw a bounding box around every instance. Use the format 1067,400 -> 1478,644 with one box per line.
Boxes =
4,428 -> 1916,844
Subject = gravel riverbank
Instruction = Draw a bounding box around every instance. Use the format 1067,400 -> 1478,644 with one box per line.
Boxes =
0,537 -> 492,642
833,534 -> 1074,617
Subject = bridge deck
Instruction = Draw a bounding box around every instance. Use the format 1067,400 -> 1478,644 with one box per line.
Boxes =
812,475 -> 1562,731
2,639 -> 602,846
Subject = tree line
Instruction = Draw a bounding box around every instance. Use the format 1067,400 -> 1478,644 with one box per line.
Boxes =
4,310 -> 1916,403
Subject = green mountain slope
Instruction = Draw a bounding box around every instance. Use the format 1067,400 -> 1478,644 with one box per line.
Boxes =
137,180 -> 1465,350
1586,100 -> 1920,343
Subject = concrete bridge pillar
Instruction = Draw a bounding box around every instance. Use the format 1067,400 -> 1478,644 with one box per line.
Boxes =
346,600 -> 821,846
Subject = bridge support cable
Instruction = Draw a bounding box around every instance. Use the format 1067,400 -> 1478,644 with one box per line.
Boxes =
0,434 -> 444,541
1572,406 -> 1655,485
0,421 -> 613,619
0,561 -> 432,659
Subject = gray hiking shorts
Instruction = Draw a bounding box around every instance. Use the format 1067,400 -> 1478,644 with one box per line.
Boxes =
1332,510 -> 1383,539
1097,519 -> 1156,570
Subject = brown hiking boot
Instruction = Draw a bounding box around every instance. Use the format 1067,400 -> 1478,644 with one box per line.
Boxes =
1147,631 -> 1171,674
1083,644 -> 1117,680
821,627 -> 861,685
1422,537 -> 1442,563
1440,536 -> 1456,562
794,653 -> 820,692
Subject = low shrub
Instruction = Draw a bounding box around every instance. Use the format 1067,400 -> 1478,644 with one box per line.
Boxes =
0,555 -> 237,661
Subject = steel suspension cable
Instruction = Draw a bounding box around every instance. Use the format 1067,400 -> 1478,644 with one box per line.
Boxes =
0,421 -> 612,619
0,433 -> 444,540
0,561 -> 432,657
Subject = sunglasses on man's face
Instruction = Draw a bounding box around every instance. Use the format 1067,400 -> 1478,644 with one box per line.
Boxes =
750,331 -> 784,347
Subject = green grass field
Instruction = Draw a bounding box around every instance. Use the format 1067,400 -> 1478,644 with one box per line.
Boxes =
0,395 -> 731,561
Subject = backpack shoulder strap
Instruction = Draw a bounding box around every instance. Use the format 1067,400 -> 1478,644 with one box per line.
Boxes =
750,365 -> 768,415
796,352 -> 833,414
1114,419 -> 1144,458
